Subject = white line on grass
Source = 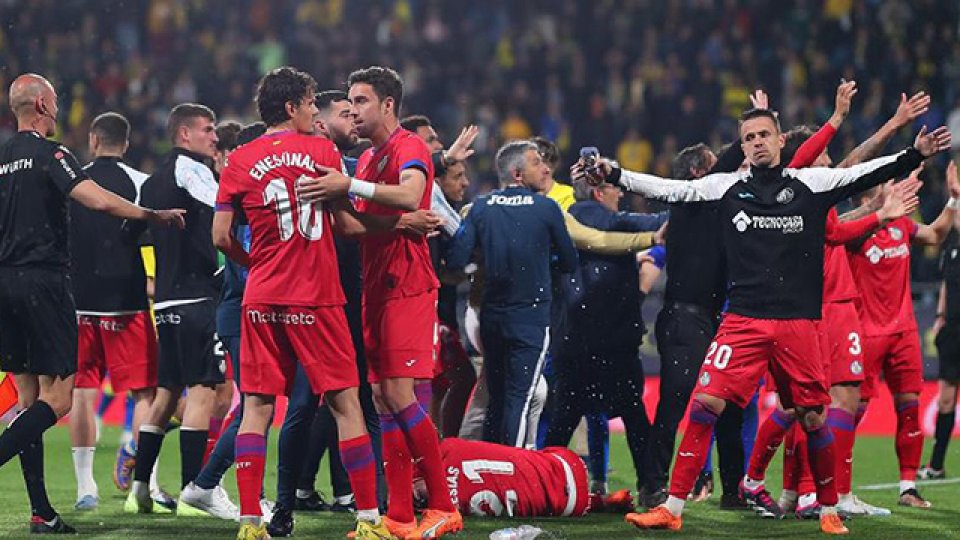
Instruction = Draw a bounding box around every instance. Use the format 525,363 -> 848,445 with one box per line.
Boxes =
858,477 -> 960,491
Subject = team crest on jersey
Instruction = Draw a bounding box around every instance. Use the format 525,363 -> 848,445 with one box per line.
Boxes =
732,211 -> 751,232
377,155 -> 389,174
850,360 -> 863,375
699,372 -> 711,386
776,187 -> 795,204
889,227 -> 903,241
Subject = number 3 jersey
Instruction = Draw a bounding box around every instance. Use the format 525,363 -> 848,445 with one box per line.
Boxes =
217,131 -> 345,307
440,438 -> 589,518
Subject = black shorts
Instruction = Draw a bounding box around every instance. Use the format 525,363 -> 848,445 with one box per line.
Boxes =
155,299 -> 225,388
935,324 -> 960,382
0,267 -> 77,378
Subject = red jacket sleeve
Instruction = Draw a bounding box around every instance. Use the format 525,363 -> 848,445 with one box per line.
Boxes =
788,123 -> 837,168
824,206 -> 879,245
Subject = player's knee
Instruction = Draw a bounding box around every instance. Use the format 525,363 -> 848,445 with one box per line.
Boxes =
937,394 -> 957,413
692,393 -> 725,416
798,406 -> 825,430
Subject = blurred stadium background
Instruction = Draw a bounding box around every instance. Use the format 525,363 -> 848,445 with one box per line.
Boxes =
1,0 -> 958,372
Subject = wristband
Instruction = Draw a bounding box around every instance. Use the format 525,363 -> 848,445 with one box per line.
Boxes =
947,197 -> 960,211
348,178 -> 376,199
608,166 -> 623,185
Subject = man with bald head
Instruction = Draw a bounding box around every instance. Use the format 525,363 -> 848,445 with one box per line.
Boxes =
0,73 -> 184,533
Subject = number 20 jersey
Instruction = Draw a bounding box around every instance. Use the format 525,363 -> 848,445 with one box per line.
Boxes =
217,131 -> 345,307
440,438 -> 589,518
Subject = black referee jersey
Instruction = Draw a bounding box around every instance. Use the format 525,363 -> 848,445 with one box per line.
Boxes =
0,131 -> 88,269
0,130 -> 90,376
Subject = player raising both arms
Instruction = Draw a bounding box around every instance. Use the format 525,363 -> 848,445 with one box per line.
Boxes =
578,107 -> 950,535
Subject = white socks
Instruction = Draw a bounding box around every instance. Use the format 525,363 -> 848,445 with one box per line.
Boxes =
356,508 -> 380,523
71,447 -> 97,499
797,492 -> 817,509
742,476 -> 764,491
899,480 -> 916,493
149,457 -> 161,494
664,495 -> 685,516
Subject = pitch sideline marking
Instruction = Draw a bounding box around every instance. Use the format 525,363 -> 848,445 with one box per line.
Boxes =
858,477 -> 960,491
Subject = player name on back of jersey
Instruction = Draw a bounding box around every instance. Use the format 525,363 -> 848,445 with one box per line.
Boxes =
249,152 -> 317,181
0,158 -> 34,175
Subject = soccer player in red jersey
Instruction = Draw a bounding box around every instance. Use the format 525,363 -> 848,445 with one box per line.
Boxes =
213,67 -> 389,540
439,438 -> 590,518
847,161 -> 960,509
584,104 -> 950,534
303,66 -> 463,539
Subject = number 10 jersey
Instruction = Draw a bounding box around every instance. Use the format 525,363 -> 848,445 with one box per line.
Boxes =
217,131 -> 346,307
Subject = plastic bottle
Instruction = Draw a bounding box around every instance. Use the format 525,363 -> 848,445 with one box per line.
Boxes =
488,524 -> 543,540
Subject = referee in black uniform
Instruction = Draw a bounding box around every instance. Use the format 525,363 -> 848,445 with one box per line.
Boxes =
0,73 -> 184,534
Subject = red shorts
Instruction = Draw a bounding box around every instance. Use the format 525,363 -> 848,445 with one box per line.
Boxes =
860,330 -> 923,400
76,312 -> 157,392
240,304 -> 358,396
693,313 -> 830,409
820,301 -> 866,386
432,323 -> 472,385
364,291 -> 438,383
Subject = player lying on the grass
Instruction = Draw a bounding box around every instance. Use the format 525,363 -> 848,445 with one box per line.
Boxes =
0,73 -> 185,535
576,100 -> 951,535
424,437 -> 633,518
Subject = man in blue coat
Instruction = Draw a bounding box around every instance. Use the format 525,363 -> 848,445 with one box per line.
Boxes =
545,177 -> 667,496
446,140 -> 578,448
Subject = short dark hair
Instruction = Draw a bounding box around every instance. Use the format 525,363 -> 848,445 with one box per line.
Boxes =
255,66 -> 318,127
237,122 -> 267,146
532,136 -> 561,172
215,121 -> 243,152
316,90 -> 349,112
672,143 -> 713,180
90,112 -> 129,148
781,125 -> 817,165
347,66 -> 404,116
400,114 -> 432,132
167,103 -> 216,143
738,107 -> 781,134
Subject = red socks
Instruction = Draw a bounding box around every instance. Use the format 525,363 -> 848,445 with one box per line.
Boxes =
203,416 -> 224,466
826,408 -> 856,495
235,433 -> 266,518
747,409 -> 795,481
668,399 -> 719,499
394,402 -> 455,512
804,425 -> 838,506
339,434 -> 379,512
895,399 -> 922,481
380,414 -> 415,523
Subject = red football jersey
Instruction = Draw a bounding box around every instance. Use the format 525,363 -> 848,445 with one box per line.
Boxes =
216,131 -> 345,307
354,128 -> 439,301
440,438 -> 589,518
847,216 -> 918,336
822,208 -> 860,304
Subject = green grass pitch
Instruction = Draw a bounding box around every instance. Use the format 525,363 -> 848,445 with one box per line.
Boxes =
0,427 -> 959,538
